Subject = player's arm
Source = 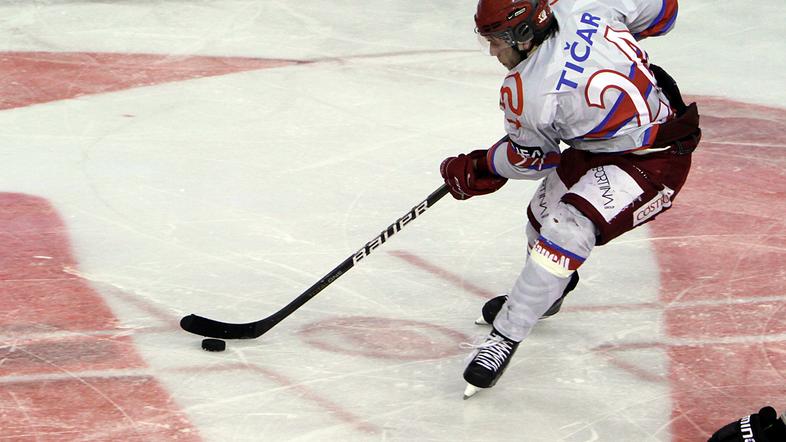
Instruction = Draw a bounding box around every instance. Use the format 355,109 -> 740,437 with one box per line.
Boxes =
606,0 -> 679,40
438,134 -> 559,200
487,135 -> 560,181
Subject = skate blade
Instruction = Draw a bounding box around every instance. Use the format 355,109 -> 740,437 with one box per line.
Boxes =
474,315 -> 489,326
463,384 -> 481,400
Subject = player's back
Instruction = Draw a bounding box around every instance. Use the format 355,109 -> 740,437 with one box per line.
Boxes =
506,0 -> 677,154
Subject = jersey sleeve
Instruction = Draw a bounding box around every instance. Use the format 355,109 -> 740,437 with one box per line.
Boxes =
488,133 -> 561,181
489,65 -> 563,180
605,0 -> 679,40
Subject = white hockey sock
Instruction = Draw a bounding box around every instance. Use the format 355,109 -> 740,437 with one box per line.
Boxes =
494,203 -> 597,341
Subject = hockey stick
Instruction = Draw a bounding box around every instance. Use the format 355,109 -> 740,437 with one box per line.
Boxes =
180,183 -> 451,339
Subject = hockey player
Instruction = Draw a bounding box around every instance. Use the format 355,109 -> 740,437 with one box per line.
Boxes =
440,0 -> 701,398
708,406 -> 786,442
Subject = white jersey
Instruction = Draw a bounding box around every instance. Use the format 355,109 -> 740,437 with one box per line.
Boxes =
489,0 -> 680,180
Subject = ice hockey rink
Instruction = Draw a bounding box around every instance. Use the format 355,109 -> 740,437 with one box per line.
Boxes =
0,0 -> 784,441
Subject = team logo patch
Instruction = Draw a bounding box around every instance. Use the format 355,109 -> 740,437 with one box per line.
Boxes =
530,236 -> 585,278
592,166 -> 615,209
570,165 -> 642,222
506,141 -> 560,171
633,186 -> 674,226
537,9 -> 548,24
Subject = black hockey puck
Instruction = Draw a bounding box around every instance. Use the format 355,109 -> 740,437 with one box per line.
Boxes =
201,338 -> 226,352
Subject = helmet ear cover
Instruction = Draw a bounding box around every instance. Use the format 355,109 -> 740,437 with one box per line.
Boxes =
511,21 -> 534,44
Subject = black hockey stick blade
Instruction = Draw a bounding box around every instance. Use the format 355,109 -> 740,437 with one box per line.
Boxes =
180,314 -> 261,339
180,183 -> 451,340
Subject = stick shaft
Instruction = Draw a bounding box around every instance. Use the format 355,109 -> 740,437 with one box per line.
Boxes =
180,183 -> 450,339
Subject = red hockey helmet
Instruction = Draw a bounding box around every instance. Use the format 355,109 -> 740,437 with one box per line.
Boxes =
475,0 -> 554,48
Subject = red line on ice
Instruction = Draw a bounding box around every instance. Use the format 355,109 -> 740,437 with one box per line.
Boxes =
0,193 -> 201,440
0,50 -> 473,111
649,96 -> 786,439
387,250 -> 495,299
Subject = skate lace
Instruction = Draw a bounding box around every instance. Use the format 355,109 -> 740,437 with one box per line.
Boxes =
462,333 -> 514,372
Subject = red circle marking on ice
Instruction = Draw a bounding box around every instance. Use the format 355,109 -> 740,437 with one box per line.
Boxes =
650,96 -> 786,439
298,316 -> 469,360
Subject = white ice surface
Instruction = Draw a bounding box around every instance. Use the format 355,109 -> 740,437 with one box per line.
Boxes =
0,1 -> 784,441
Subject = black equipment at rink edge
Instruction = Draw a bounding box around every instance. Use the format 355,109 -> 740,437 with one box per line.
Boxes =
180,183 -> 451,339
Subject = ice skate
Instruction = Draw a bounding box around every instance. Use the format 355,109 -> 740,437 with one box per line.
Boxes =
474,294 -> 508,325
474,272 -> 580,325
462,328 -> 519,399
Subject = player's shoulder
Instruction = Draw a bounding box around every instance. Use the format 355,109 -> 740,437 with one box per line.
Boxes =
551,0 -> 625,29
537,0 -> 630,95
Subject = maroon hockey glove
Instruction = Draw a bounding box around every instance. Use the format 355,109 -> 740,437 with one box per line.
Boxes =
708,406 -> 786,442
440,149 -> 507,200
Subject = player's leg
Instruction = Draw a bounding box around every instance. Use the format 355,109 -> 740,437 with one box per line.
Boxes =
493,202 -> 596,341
475,265 -> 579,324
500,151 -> 689,339
463,201 -> 596,396
475,175 -> 581,325
463,148 -> 693,397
